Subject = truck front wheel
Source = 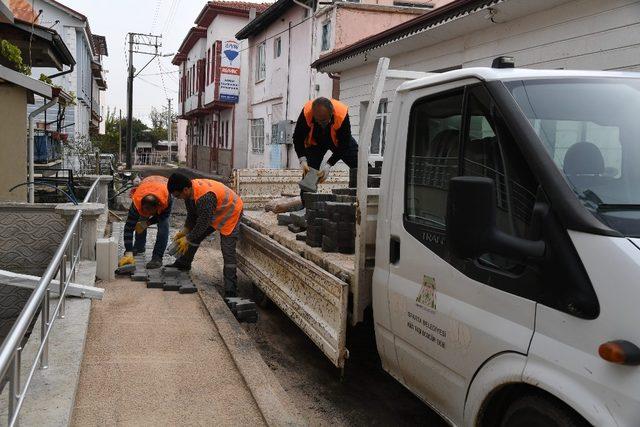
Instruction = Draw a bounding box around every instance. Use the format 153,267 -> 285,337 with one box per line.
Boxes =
500,394 -> 589,427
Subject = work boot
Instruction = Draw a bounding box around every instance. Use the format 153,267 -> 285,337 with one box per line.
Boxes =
146,258 -> 162,269
165,259 -> 191,271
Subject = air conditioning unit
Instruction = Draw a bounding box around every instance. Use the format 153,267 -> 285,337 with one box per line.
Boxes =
276,120 -> 294,144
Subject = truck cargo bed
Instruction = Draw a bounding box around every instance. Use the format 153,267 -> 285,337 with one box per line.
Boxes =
238,210 -> 352,368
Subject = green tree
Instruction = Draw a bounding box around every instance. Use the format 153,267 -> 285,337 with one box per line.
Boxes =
93,108 -> 152,155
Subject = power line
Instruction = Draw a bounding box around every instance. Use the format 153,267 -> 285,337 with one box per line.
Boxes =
137,76 -> 178,93
157,57 -> 169,99
150,0 -> 163,33
139,69 -> 179,77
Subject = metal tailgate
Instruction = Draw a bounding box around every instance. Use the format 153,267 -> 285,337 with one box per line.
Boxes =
238,223 -> 349,368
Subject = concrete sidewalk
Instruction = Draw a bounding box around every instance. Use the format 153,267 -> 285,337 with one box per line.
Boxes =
71,275 -> 266,426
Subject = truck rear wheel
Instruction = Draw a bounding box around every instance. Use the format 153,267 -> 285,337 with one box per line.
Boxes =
500,394 -> 588,427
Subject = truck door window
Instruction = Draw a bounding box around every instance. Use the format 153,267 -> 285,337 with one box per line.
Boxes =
460,85 -> 542,284
404,89 -> 463,255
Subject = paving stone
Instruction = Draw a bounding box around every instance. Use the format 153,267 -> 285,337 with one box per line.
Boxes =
163,280 -> 181,291
332,188 -> 357,196
179,282 -> 197,294
225,297 -> 258,323
131,271 -> 148,282
277,213 -> 293,226
162,267 -> 180,277
287,223 -> 304,234
146,274 -> 165,288
298,167 -> 319,193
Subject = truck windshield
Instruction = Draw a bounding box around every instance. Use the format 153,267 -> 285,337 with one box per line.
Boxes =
508,78 -> 640,237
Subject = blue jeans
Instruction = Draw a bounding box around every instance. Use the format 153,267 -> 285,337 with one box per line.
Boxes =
124,198 -> 173,260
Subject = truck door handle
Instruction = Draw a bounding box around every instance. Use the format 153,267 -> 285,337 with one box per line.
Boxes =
390,236 -> 400,264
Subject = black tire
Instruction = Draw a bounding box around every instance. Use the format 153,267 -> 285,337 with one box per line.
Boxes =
252,283 -> 272,309
500,394 -> 589,427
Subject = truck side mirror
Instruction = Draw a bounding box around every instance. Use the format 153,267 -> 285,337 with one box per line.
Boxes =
446,176 -> 545,260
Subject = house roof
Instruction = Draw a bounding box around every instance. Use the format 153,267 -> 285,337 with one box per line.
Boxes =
7,0 -> 38,22
92,34 -> 108,56
312,0 -> 502,70
235,0 -> 296,40
195,1 -> 271,27
172,26 -> 208,65
0,17 -> 75,69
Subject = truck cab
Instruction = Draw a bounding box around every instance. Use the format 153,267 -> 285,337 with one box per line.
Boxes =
374,68 -> 640,426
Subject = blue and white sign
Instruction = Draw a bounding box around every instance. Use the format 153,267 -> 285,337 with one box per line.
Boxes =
218,40 -> 240,103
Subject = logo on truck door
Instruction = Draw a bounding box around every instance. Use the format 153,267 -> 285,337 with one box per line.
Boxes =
416,275 -> 437,311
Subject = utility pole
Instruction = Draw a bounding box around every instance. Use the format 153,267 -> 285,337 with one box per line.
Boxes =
118,109 -> 122,163
125,32 -> 163,169
126,33 -> 134,169
167,98 -> 172,141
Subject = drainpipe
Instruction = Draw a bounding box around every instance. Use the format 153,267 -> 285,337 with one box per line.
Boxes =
47,63 -> 75,80
28,97 -> 59,203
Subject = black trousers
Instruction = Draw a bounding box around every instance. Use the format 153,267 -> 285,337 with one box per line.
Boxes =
301,137 -> 358,205
178,221 -> 240,294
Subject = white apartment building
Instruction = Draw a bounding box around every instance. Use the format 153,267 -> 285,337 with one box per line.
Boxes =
26,0 -> 107,143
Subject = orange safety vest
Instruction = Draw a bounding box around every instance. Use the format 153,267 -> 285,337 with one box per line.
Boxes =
191,179 -> 243,236
131,175 -> 170,216
303,98 -> 349,148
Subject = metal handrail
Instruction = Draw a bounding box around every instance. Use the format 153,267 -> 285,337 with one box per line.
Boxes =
83,178 -> 101,203
0,177 -> 101,426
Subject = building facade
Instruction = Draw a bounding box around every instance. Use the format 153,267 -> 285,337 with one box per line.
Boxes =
174,1 -> 270,178
25,0 -> 107,144
236,0 -> 436,169
314,0 -> 640,162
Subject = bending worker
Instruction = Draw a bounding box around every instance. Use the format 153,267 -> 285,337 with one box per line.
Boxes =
119,175 -> 172,269
167,173 -> 243,298
293,97 -> 358,184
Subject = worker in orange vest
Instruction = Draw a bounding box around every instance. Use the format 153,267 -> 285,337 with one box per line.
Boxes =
292,97 -> 359,187
167,173 -> 243,298
119,175 -> 173,269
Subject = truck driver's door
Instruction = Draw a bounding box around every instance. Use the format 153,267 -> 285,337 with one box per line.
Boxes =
386,83 -> 538,423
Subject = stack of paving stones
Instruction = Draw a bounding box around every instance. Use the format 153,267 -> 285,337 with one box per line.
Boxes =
118,225 -> 197,294
224,297 -> 258,323
349,160 -> 383,189
303,193 -> 336,248
321,200 -> 356,254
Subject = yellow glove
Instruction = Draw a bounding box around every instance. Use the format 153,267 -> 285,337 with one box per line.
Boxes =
176,236 -> 190,255
173,227 -> 189,241
118,251 -> 135,267
135,221 -> 149,234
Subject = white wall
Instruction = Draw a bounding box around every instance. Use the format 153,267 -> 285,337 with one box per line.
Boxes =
338,0 -> 640,150
246,5 -> 335,169
29,1 -> 95,142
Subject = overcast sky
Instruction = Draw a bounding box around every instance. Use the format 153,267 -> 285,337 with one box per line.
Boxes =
59,0 -> 254,125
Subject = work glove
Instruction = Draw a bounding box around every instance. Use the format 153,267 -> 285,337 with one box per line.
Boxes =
175,236 -> 190,256
118,251 -> 135,267
300,157 -> 310,177
173,227 -> 189,241
317,163 -> 331,183
135,220 -> 149,234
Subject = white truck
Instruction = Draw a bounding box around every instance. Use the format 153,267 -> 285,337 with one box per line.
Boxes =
237,58 -> 640,426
